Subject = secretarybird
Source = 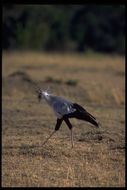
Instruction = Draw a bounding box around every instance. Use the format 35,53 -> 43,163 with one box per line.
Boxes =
36,89 -> 100,148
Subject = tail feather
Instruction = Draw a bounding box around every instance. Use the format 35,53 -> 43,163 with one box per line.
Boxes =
87,114 -> 99,127
73,103 -> 99,127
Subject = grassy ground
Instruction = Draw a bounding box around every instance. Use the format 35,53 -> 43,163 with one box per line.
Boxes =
2,52 -> 125,187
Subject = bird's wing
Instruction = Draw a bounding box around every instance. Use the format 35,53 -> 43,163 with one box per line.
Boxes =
51,96 -> 76,116
72,103 -> 99,127
73,103 -> 96,120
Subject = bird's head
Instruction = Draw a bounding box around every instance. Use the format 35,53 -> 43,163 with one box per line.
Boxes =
37,89 -> 42,102
36,89 -> 50,102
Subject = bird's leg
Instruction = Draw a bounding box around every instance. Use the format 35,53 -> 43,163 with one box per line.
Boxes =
63,117 -> 74,148
42,118 -> 63,147
71,128 -> 74,148
42,130 -> 56,146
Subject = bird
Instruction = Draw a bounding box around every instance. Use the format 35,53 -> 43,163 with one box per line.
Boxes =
36,88 -> 100,148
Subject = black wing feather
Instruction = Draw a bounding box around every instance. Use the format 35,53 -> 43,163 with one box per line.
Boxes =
72,103 -> 99,127
73,103 -> 96,119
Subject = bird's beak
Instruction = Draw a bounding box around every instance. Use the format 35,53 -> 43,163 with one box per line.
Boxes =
38,97 -> 41,102
38,93 -> 42,102
36,89 -> 42,102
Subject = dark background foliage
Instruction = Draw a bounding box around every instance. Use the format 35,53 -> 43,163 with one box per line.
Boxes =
2,5 -> 125,54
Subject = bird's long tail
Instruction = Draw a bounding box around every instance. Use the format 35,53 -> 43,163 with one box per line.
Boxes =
85,112 -> 99,127
73,103 -> 99,127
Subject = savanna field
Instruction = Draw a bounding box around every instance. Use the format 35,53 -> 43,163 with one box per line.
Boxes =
2,52 -> 125,187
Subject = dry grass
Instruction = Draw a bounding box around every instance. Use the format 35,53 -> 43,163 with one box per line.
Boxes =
2,51 -> 125,187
